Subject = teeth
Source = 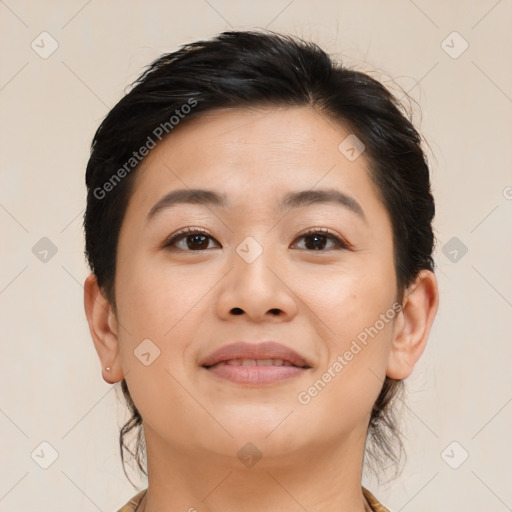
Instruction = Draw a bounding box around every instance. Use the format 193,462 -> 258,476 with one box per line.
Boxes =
257,359 -> 277,366
215,359 -> 295,367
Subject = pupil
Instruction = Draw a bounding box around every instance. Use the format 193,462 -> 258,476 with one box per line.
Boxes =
307,235 -> 325,250
189,234 -> 207,249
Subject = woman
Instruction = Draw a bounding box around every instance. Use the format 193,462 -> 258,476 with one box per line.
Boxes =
83,29 -> 439,512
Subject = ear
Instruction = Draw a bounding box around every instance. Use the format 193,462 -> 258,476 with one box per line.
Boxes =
386,270 -> 439,380
84,273 -> 124,384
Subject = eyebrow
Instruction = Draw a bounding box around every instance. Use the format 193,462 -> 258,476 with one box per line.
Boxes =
145,187 -> 367,224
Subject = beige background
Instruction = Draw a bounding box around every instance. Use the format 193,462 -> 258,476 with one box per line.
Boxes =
1,1 -> 511,511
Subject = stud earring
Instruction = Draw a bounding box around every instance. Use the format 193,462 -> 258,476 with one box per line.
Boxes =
106,366 -> 111,371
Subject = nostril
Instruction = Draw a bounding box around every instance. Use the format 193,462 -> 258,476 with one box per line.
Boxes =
229,307 -> 282,316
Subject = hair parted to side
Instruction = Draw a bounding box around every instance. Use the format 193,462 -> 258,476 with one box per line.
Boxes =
83,29 -> 435,487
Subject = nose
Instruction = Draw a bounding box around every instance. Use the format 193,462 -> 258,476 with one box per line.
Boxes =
215,240 -> 298,323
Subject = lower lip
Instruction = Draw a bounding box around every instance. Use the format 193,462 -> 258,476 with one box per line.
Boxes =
204,364 -> 308,385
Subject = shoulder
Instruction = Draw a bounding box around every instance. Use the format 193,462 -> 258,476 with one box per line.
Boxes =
116,489 -> 147,512
362,486 -> 392,512
116,487 -> 387,512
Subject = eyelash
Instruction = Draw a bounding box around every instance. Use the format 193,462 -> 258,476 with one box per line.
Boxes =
162,227 -> 351,252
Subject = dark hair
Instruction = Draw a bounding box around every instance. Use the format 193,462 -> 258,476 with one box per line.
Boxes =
84,29 -> 435,486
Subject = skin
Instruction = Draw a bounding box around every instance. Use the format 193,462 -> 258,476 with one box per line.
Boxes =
84,105 -> 439,512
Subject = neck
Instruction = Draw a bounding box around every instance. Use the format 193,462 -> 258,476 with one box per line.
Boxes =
139,426 -> 373,512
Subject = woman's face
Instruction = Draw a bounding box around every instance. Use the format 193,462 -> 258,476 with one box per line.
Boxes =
112,105 -> 404,462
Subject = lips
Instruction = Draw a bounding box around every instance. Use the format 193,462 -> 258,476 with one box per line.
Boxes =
200,341 -> 312,369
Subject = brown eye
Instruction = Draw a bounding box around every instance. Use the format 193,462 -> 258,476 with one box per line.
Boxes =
293,229 -> 349,251
163,227 -> 349,252
163,228 -> 220,251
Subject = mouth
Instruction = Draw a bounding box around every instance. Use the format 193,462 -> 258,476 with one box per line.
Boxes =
201,341 -> 312,386
205,358 -> 306,369
203,360 -> 310,385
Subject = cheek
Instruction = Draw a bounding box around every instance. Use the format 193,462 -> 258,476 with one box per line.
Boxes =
116,251 -> 208,336
294,255 -> 396,339
297,257 -> 397,407
295,274 -> 398,438
114,255 -> 225,393
114,261 -> 207,430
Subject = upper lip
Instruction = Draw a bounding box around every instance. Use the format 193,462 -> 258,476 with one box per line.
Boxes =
201,341 -> 312,368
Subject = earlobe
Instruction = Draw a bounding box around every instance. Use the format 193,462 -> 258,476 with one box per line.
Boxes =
83,274 -> 124,384
386,270 -> 439,380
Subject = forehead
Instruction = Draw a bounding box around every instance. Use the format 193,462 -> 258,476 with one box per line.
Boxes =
125,105 -> 386,224
142,105 -> 344,171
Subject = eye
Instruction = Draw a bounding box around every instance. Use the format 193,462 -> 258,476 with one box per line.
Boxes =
292,228 -> 349,251
162,227 -> 350,252
163,227 -> 220,251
